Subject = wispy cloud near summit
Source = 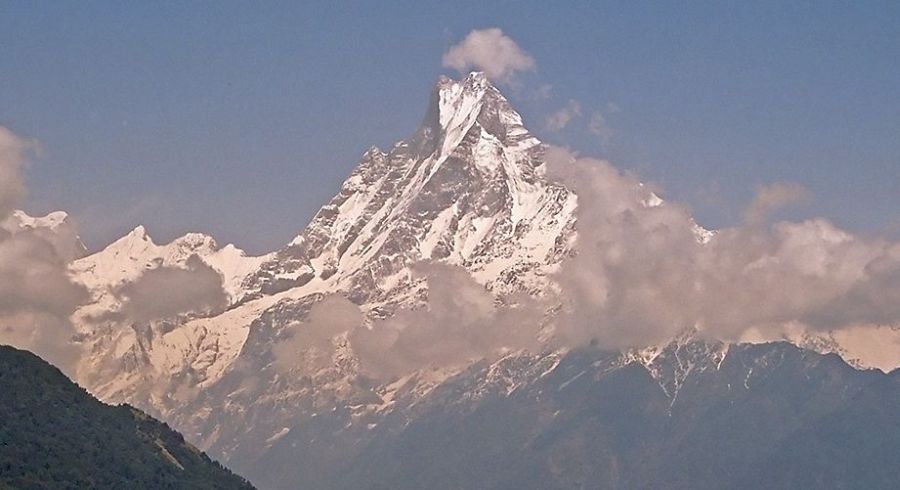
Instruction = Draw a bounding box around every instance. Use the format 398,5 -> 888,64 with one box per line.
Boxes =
442,28 -> 535,85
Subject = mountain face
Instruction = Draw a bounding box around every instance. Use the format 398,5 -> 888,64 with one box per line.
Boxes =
63,72 -> 581,461
252,341 -> 900,490
243,72 -> 574,301
40,72 -> 900,488
0,345 -> 254,489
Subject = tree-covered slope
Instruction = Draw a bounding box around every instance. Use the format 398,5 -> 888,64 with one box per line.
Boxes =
0,345 -> 255,489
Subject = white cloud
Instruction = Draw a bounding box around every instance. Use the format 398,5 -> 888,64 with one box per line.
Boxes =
273,295 -> 363,375
110,255 -> 228,324
544,100 -> 582,132
533,84 -> 553,101
350,263 -> 542,379
742,182 -> 810,225
0,126 -> 88,374
442,28 -> 535,84
543,146 -> 900,347
588,111 -> 615,147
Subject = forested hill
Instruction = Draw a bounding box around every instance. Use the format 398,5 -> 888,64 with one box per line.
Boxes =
0,345 -> 255,489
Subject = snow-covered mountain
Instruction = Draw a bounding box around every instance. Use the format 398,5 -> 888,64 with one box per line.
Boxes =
242,71 -> 575,302
67,72 -> 579,413
69,225 -> 271,407
47,72 -> 900,489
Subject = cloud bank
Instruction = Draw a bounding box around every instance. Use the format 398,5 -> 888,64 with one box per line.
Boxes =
273,295 -> 363,375
271,145 -> 900,382
544,147 -> 900,347
443,28 -> 535,84
113,255 -> 228,324
351,263 -> 543,379
0,126 -> 89,374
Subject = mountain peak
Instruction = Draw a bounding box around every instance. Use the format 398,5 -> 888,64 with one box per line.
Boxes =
93,227 -> 238,267
110,225 -> 153,248
435,71 -> 490,127
418,72 -> 530,155
172,232 -> 218,254
10,210 -> 71,230
434,71 -> 490,92
243,70 -> 571,300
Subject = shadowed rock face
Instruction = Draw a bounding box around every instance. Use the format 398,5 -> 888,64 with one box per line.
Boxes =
243,341 -> 900,490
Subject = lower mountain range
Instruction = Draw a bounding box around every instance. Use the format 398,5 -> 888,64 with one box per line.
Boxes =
241,337 -> 900,489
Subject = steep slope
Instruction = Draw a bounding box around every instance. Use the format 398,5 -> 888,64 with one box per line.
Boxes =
243,72 -> 575,302
0,345 -> 254,489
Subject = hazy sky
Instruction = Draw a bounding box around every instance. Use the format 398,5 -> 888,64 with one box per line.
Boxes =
2,1 -> 898,253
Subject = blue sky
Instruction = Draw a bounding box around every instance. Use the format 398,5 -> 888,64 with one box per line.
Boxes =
2,1 -> 899,253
